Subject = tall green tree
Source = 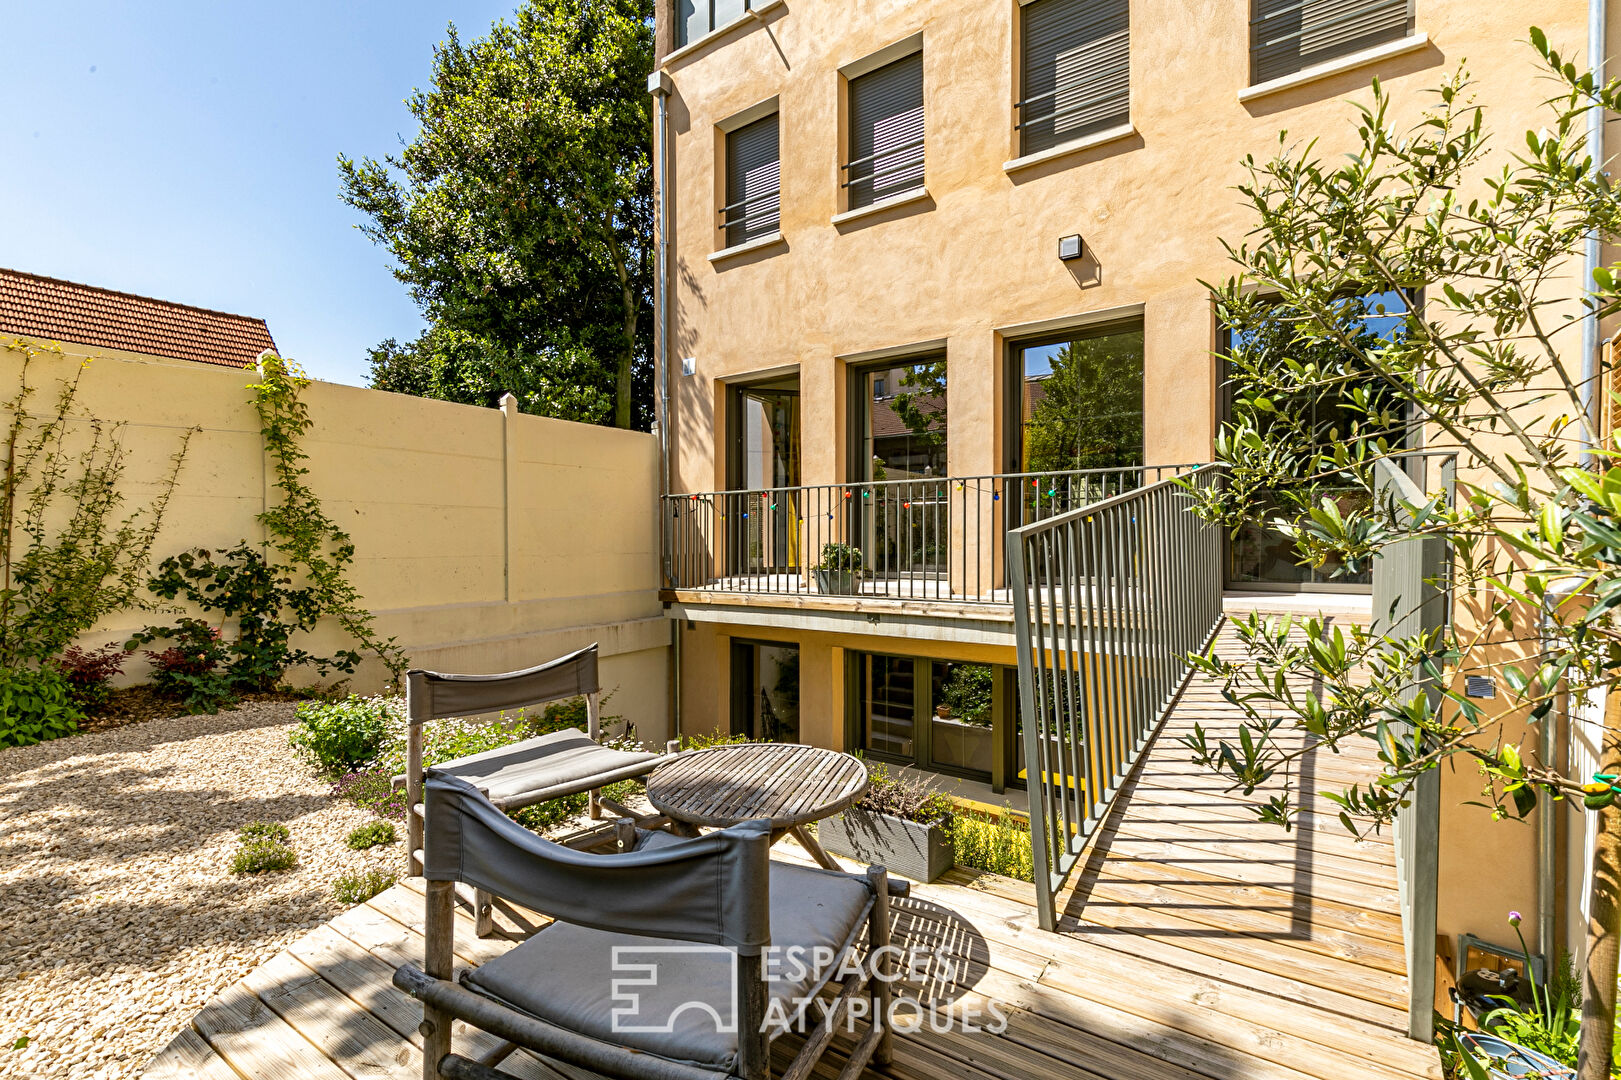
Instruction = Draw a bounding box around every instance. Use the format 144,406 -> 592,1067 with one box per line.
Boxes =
340,0 -> 653,429
1022,332 -> 1144,473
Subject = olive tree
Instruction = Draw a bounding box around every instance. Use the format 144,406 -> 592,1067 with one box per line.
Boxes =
1183,31 -> 1621,1078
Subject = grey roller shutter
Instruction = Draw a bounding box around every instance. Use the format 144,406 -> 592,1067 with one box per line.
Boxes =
1251,0 -> 1411,84
724,114 -> 781,247
845,52 -> 924,209
1018,0 -> 1129,156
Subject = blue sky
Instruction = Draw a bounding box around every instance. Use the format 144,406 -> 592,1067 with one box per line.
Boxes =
0,0 -> 520,386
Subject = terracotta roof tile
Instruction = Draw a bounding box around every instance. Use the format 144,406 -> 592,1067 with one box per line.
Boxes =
0,267 -> 275,368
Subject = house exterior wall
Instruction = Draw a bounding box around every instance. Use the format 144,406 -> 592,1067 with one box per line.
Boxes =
655,0 -> 1603,1008
0,339 -> 671,742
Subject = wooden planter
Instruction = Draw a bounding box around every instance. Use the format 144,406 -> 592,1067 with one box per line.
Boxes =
814,569 -> 861,595
818,806 -> 954,883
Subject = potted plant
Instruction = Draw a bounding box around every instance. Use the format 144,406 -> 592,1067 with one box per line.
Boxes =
813,542 -> 864,596
818,762 -> 955,882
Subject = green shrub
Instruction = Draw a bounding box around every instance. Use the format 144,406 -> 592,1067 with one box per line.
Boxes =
289,695 -> 395,776
330,768 -> 406,820
950,807 -> 1034,882
333,869 -> 397,905
239,821 -> 291,844
679,728 -> 750,751
508,779 -> 643,833
939,665 -> 994,727
856,762 -> 955,825
0,665 -> 83,749
814,542 -> 864,573
230,839 -> 298,874
345,820 -> 397,850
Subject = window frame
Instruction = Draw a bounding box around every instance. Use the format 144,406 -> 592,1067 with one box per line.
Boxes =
838,34 -> 926,213
1015,0 -> 1132,159
1001,314 -> 1146,476
844,649 -> 1012,786
1248,0 -> 1415,86
716,99 -> 782,251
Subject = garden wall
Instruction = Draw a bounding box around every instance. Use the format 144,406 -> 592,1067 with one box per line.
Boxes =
0,340 -> 670,741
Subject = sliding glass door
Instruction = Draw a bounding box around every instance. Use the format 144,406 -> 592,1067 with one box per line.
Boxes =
727,378 -> 800,578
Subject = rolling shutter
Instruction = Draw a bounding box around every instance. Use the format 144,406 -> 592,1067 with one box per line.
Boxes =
1251,0 -> 1411,84
846,52 -> 925,209
1019,0 -> 1130,156
724,114 -> 781,247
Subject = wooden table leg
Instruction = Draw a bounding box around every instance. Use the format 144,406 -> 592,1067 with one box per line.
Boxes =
789,824 -> 844,871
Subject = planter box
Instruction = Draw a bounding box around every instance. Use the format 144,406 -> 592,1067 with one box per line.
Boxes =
814,569 -> 861,595
818,806 -> 954,882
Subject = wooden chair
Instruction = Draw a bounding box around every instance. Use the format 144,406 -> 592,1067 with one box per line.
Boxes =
404,643 -> 672,934
397,774 -> 900,1080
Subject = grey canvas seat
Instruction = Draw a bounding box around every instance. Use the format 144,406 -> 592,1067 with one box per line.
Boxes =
426,728 -> 660,808
403,644 -> 670,937
395,773 -> 900,1080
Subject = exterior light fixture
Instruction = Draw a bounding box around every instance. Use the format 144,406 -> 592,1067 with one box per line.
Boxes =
1058,234 -> 1084,262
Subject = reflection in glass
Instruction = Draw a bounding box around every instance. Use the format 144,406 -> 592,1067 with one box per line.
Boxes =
730,381 -> 800,575
863,653 -> 916,758
732,641 -> 799,742
1225,290 -> 1408,588
930,661 -> 993,775
858,362 -> 947,581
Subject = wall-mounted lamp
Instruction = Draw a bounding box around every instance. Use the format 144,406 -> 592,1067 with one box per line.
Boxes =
1058,234 -> 1085,262
681,357 -> 697,377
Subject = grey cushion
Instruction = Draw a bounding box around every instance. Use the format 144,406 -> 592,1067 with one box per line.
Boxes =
426,727 -> 660,808
463,854 -> 872,1071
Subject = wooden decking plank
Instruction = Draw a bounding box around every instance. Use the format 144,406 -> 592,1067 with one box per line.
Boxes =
363,884 -> 509,965
1073,874 -> 1408,972
242,950 -> 419,1080
1091,846 -> 1404,942
915,875 -> 1431,1072
142,1026 -> 243,1080
191,979 -> 353,1080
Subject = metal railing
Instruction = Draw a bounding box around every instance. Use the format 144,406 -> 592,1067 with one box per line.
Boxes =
1010,465 -> 1225,930
663,464 -> 1200,605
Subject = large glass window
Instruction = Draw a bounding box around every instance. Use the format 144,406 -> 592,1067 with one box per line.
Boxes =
861,361 -> 946,481
854,361 -> 947,585
857,652 -> 1000,781
731,640 -> 799,742
728,377 -> 800,576
1016,326 -> 1143,474
1224,290 -> 1409,590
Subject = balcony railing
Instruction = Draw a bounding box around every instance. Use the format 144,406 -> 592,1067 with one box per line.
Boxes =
662,464 -> 1201,605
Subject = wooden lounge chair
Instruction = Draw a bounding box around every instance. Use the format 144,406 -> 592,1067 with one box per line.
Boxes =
404,643 -> 670,934
396,773 -> 901,1080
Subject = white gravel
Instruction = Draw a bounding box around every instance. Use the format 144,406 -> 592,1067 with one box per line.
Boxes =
0,702 -> 401,1080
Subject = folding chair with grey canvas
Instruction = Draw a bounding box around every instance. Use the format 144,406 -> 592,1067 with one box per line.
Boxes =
395,773 -> 901,1080
403,643 -> 670,934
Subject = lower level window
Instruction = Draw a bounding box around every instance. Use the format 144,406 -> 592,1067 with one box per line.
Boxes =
731,640 -> 799,742
855,652 -> 1002,780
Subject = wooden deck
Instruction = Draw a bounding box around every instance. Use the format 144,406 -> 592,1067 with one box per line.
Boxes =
144,619 -> 1440,1080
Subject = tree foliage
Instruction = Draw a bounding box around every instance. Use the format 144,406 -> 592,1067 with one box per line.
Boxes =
1023,332 -> 1145,473
340,0 -> 653,429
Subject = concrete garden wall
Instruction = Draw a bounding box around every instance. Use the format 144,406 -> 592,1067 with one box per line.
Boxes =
0,339 -> 670,742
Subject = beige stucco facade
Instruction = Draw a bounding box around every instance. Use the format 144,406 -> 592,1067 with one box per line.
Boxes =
654,0 -> 1609,1012
0,339 -> 672,743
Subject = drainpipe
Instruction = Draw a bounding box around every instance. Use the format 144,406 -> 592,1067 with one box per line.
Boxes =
1543,576 -> 1586,964
1581,0 -> 1607,466
648,68 -> 680,739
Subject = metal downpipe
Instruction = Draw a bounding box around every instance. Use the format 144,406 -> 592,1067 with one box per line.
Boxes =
648,69 -> 679,740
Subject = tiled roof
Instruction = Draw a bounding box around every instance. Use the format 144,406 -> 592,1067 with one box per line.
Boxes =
0,267 -> 275,368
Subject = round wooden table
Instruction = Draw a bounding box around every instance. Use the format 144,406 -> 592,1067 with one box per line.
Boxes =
646,742 -> 869,870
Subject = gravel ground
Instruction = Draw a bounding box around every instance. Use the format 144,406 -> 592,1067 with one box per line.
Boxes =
0,702 -> 401,1080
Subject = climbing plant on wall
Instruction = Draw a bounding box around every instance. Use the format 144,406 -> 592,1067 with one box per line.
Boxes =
250,354 -> 407,682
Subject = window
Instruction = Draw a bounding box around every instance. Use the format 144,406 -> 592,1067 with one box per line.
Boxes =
1223,290 -> 1410,590
731,640 -> 799,741
1250,0 -> 1412,84
844,50 -> 924,209
1018,0 -> 1130,157
855,652 -> 1000,780
679,0 -> 749,48
1014,324 -> 1144,474
721,113 -> 781,247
